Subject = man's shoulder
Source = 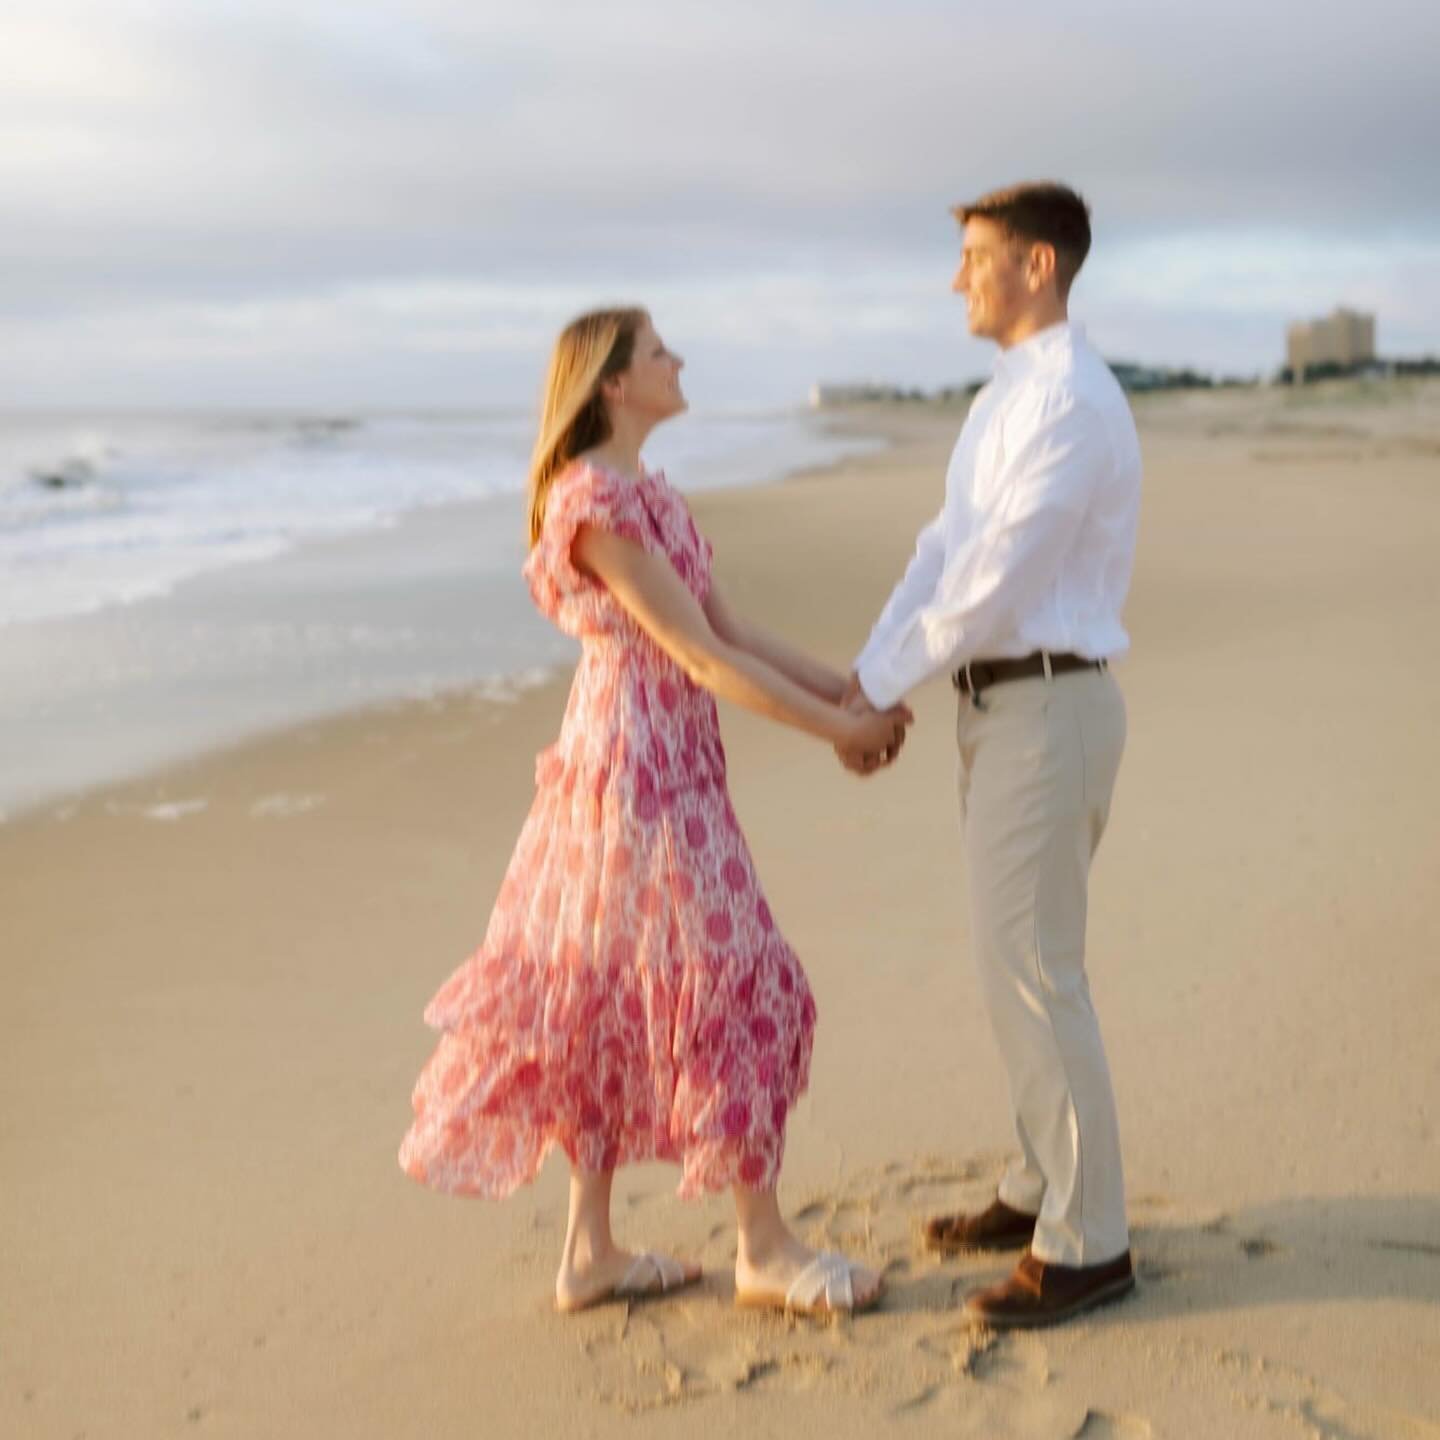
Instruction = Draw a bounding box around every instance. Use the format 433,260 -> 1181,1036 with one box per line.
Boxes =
1002,361 -> 1108,430
1068,337 -> 1134,412
1016,348 -> 1136,455
996,349 -> 1138,474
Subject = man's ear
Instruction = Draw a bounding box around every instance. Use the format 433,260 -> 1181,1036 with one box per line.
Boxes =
1027,242 -> 1057,294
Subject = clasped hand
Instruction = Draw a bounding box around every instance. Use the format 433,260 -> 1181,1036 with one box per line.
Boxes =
834,673 -> 913,777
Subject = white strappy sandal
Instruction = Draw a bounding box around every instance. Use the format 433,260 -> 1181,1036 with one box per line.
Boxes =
556,1250 -> 702,1313
735,1250 -> 884,1318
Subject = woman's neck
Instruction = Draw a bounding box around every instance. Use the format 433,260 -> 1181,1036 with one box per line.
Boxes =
585,413 -> 652,483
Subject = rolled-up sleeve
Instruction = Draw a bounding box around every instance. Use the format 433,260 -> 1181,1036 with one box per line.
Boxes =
857,392 -> 1109,709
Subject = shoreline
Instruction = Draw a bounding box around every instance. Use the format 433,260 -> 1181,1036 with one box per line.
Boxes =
0,409 -> 895,824
17,363 -> 1416,832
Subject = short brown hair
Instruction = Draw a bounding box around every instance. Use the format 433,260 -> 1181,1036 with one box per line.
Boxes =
953,182 -> 1092,295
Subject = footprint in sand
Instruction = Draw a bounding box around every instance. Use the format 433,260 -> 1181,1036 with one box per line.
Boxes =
1125,1203 -> 1296,1306
896,1159 -> 986,1198
1196,1339 -> 1440,1440
891,1380 -> 944,1414
717,1355 -> 776,1390
1368,1237 -> 1440,1258
1134,1255 -> 1187,1285
579,1302 -> 835,1413
576,1308 -> 703,1413
570,1150 -> 1169,1418
970,1330 -> 1051,1389
1072,1409 -> 1153,1438
1237,1235 -> 1281,1260
915,1320 -> 1001,1379
790,1199 -> 830,1224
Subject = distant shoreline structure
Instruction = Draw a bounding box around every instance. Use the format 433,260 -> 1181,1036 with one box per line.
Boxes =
807,363 -> 1256,408
807,368 -> 1251,408
1287,307 -> 1373,378
1274,307 -> 1440,385
810,354 -> 1440,407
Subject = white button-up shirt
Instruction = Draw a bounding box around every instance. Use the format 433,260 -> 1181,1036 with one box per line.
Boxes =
855,321 -> 1141,710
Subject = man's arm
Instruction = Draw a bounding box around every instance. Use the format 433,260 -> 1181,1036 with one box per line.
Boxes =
852,508 -> 947,682
856,394 -> 1110,710
829,510 -> 946,774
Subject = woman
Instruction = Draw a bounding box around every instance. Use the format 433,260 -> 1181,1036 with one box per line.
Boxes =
399,307 -> 909,1317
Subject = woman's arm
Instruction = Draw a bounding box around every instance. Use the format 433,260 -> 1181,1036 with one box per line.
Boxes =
703,578 -> 849,704
704,577 -> 910,773
572,526 -> 909,751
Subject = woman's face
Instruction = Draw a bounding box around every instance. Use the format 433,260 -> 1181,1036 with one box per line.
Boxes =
615,320 -> 686,421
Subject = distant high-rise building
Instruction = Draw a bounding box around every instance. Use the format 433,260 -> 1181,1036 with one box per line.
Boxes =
1286,308 -> 1376,374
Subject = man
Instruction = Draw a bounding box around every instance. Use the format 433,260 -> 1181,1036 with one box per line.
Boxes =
839,182 -> 1140,1327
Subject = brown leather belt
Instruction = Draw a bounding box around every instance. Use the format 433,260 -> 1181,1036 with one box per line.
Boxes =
952,651 -> 1104,705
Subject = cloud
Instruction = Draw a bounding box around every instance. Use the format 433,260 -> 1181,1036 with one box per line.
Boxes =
0,0 -> 1436,403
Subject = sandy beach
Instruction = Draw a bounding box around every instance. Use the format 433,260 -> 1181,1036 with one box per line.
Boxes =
4,380 -> 1439,1438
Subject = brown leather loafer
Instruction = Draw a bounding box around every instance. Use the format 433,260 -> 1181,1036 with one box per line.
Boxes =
924,1197 -> 1039,1255
964,1248 -> 1134,1329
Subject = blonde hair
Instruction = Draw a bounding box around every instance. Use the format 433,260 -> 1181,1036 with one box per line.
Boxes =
526,306 -> 647,547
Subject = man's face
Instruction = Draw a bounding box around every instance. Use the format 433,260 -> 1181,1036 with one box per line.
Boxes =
952,216 -> 1032,342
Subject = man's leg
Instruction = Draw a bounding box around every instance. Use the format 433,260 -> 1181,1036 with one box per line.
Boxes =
919,711 -> 1045,1257
961,669 -> 1128,1266
998,1109 -> 1048,1217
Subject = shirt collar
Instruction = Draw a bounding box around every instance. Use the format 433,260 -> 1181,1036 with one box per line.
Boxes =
992,320 -> 1082,382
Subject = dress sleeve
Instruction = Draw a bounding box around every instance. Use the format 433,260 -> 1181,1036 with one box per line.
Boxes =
523,462 -> 650,623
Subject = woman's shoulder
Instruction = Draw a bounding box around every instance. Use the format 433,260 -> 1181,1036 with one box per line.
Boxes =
547,454 -> 630,514
537,456 -> 654,557
554,454 -> 645,509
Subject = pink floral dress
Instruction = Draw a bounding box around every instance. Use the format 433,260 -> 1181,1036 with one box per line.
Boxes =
398,460 -> 817,1199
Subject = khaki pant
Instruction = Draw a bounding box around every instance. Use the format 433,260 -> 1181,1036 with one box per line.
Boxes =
956,665 -> 1129,1265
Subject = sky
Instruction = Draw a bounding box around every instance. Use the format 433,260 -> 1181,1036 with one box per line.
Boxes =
2,0 -> 1438,410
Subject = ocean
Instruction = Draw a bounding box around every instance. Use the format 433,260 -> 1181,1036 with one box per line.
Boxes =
0,408 -> 883,817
